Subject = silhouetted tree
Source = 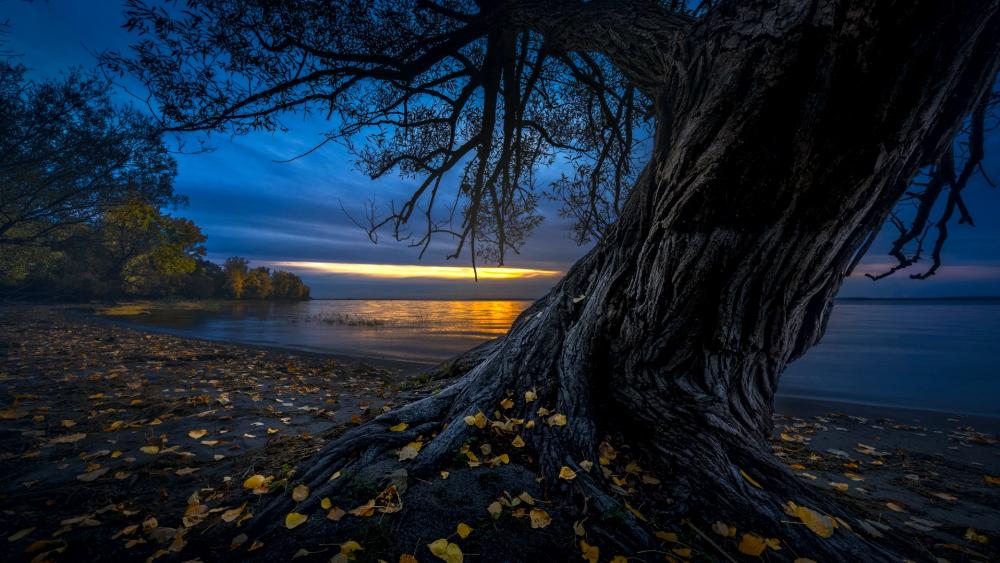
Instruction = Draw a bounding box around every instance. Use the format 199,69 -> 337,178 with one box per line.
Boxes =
110,1 -> 1000,559
0,61 -> 178,247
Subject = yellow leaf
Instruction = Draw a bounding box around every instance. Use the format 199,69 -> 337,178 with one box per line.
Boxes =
965,528 -> 989,544
529,508 -> 551,529
221,504 -> 245,523
625,502 -> 647,522
843,472 -> 864,481
487,501 -> 502,519
456,522 -> 473,539
440,471 -> 449,479
427,538 -> 463,563
794,559 -> 818,563
139,445 -> 160,454
547,413 -> 567,426
783,501 -> 835,538
885,501 -> 906,513
321,497 -> 332,510
243,474 -> 267,490
672,547 -> 692,557
655,531 -> 678,542
329,470 -> 342,481
291,484 -> 309,502
389,422 -> 408,432
500,398 -> 514,409
524,389 -> 537,402
511,435 -> 525,448
284,512 -> 307,529
463,411 -> 487,429
830,482 -> 849,491
559,466 -> 577,480
349,499 -> 376,517
326,507 -> 346,521
739,468 -> 763,489
610,557 -> 628,563
400,555 -> 418,563
580,540 -> 599,563
738,533 -> 767,556
340,540 -> 363,555
711,521 -> 736,537
984,475 -> 1000,485
188,429 -> 208,439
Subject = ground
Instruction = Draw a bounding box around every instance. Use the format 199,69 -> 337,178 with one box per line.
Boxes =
0,305 -> 997,562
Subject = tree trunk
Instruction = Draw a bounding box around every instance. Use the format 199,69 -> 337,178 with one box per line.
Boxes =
255,2 -> 1000,560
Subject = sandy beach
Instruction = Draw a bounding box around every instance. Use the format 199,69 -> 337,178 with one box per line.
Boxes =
1,305 -> 997,562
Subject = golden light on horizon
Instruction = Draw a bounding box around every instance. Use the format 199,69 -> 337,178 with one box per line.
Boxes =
268,261 -> 562,280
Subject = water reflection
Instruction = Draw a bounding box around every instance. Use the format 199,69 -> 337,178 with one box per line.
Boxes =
115,299 -> 531,364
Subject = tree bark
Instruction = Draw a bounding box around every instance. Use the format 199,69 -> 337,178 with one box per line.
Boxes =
255,1 -> 1000,560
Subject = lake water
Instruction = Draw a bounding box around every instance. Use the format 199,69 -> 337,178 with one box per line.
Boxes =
110,299 -> 1000,417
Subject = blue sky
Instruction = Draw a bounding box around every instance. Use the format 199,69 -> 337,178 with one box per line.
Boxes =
5,1 -> 1000,298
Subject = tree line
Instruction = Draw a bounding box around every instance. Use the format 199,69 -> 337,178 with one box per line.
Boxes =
0,60 -> 308,301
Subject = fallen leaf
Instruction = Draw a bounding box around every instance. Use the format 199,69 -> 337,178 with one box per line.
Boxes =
672,547 -> 692,557
427,538 -> 463,563
326,507 -> 346,521
76,467 -> 109,482
175,467 -> 199,476
49,433 -> 87,444
784,501 -> 835,538
221,504 -> 245,523
524,389 -> 537,402
399,441 -> 423,461
739,468 -> 763,489
529,508 -> 551,528
547,413 -> 567,426
984,475 -> 999,485
559,466 -> 577,480
965,528 -> 988,544
321,497 -> 332,510
291,484 -> 309,502
885,501 -> 906,513
739,533 -> 767,556
580,540 -> 599,563
243,475 -> 267,490
511,435 -> 525,448
712,521 -> 737,537
284,512 -> 307,530
655,531 -> 679,542
139,445 -> 160,454
8,527 -> 34,542
487,501 -> 502,519
349,500 -> 376,517
188,429 -> 208,439
400,554 -> 418,563
389,422 -> 408,432
456,522 -> 473,539
830,482 -> 849,491
463,411 -> 487,429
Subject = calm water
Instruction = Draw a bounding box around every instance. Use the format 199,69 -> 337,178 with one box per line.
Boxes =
111,299 -> 1000,416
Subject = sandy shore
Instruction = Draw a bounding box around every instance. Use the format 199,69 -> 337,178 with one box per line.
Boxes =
1,304 -> 997,562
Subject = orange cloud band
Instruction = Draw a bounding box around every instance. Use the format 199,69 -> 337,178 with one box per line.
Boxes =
267,261 -> 562,280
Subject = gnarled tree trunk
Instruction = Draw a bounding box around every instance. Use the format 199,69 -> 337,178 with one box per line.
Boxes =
256,1 -> 1000,560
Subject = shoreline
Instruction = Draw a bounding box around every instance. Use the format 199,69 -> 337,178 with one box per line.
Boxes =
85,303 -> 1000,422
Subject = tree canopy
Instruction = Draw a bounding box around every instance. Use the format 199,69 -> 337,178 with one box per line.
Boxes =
106,0 -> 998,279
0,61 -> 179,247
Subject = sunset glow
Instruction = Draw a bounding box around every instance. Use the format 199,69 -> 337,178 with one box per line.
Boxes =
268,261 -> 562,280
